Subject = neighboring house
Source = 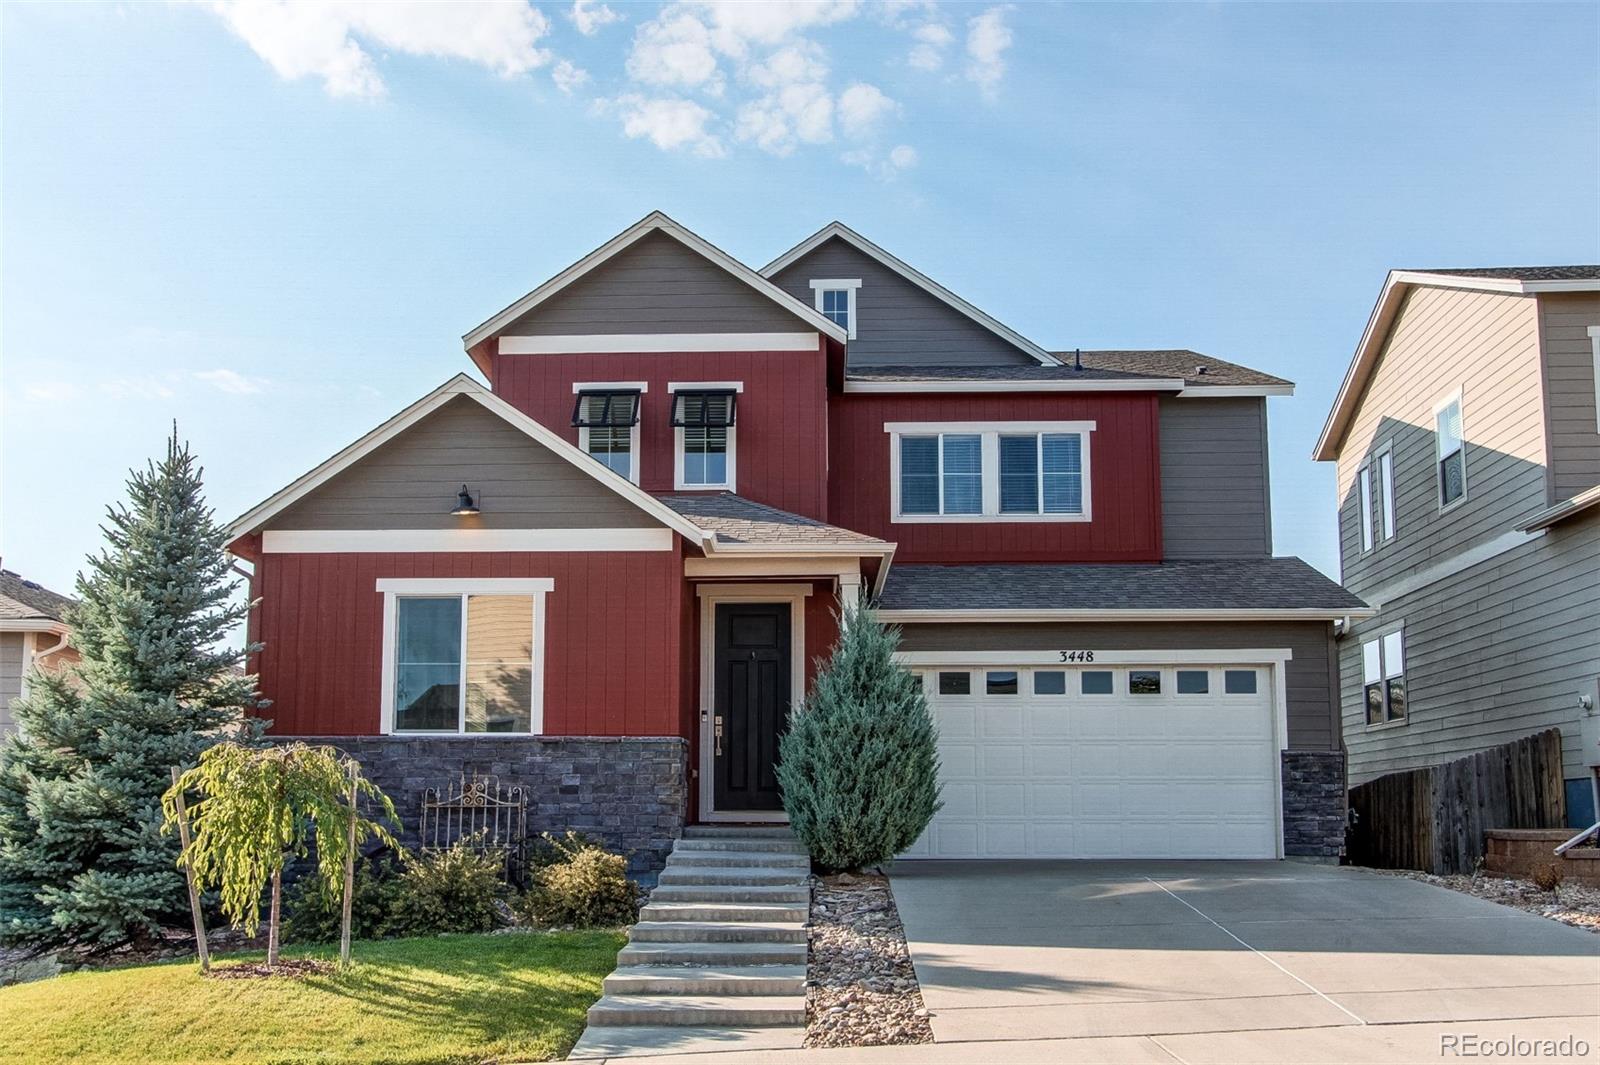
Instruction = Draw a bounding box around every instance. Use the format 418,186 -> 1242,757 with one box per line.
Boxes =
227,212 -> 1367,872
1315,267 -> 1600,827
0,566 -> 78,734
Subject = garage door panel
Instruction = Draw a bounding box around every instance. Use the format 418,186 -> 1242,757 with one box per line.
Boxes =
911,662 -> 1279,860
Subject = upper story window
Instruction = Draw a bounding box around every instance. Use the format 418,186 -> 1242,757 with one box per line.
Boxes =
1362,629 -> 1406,726
888,421 -> 1094,523
671,384 -> 739,490
809,279 -> 861,339
1357,443 -> 1396,553
572,384 -> 643,484
1435,392 -> 1466,508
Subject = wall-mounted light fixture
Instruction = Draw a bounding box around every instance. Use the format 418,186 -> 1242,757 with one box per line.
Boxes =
451,485 -> 479,516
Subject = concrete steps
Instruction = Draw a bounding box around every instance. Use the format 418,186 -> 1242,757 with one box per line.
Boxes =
577,825 -> 812,1047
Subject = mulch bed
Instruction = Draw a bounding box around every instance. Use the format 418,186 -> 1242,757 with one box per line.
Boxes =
1376,869 -> 1600,933
206,958 -> 335,980
806,872 -> 933,1049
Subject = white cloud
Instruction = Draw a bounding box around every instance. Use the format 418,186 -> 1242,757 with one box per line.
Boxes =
889,143 -> 918,168
842,142 -> 918,181
625,8 -> 723,93
100,377 -> 177,401
21,382 -> 80,403
965,5 -> 1014,101
907,21 -> 953,71
206,0 -> 553,99
837,82 -> 897,139
735,41 -> 834,154
611,94 -> 725,157
194,368 -> 268,395
569,0 -> 623,36
551,59 -> 589,94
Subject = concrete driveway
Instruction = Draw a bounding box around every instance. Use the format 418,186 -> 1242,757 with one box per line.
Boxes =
887,860 -> 1600,1063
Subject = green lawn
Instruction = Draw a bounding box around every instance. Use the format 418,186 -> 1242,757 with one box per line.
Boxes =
0,930 -> 624,1065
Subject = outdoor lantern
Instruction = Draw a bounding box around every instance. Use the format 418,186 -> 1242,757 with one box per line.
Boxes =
451,484 -> 479,516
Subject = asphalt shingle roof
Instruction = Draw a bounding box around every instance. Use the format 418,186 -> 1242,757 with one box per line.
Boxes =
1408,266 -> 1600,282
878,558 -> 1367,613
848,351 -> 1291,389
656,493 -> 890,548
0,569 -> 76,623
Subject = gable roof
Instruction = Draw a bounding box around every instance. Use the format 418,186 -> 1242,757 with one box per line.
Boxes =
227,374 -> 711,547
461,212 -> 847,368
845,352 -> 1292,395
655,492 -> 892,553
761,221 -> 1062,368
1314,266 -> 1600,461
0,568 -> 75,630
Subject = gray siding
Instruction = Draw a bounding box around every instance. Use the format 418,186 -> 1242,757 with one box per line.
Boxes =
1341,513 -> 1600,785
0,633 -> 22,734
896,620 -> 1340,750
502,229 -> 811,336
1159,397 -> 1272,557
1337,286 -> 1547,599
768,236 -> 1036,367
1539,292 -> 1600,501
268,396 -> 665,531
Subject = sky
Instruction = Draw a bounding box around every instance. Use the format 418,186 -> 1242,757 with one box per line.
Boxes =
3,0 -> 1597,599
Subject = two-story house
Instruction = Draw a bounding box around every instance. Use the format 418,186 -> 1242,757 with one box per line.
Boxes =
227,212 -> 1367,872
1315,267 -> 1600,828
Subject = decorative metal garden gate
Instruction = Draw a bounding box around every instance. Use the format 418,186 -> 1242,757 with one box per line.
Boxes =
419,774 -> 529,883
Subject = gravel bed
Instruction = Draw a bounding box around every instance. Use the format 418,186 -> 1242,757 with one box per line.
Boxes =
1376,869 -> 1600,932
806,872 -> 933,1048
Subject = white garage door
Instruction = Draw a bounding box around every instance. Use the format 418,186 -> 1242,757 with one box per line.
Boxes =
901,663 -> 1280,860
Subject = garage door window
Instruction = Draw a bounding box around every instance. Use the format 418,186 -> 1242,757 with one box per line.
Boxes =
1224,669 -> 1258,694
1176,670 -> 1209,694
1081,670 -> 1114,695
938,671 -> 972,696
1032,670 -> 1067,695
1128,670 -> 1161,694
985,670 -> 1019,695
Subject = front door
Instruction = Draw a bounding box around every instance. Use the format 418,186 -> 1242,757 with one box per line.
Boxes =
713,602 -> 791,812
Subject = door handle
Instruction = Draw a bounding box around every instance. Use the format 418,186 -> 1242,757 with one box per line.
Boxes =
714,715 -> 724,756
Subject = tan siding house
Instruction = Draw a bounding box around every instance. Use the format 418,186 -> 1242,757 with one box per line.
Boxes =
1315,267 -> 1600,826
0,567 -> 78,735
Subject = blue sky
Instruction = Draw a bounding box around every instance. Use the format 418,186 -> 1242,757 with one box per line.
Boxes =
3,1 -> 1597,597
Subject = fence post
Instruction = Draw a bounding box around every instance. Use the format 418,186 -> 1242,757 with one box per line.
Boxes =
169,766 -> 210,974
340,763 -> 358,968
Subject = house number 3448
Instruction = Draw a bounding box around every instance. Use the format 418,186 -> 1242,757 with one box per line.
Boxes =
1059,650 -> 1095,663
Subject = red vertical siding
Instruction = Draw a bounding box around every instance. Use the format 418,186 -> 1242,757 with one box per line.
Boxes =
254,550 -> 682,737
491,348 -> 830,520
828,392 -> 1164,563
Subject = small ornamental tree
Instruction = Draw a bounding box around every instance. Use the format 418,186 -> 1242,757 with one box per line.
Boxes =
162,743 -> 397,967
777,601 -> 941,872
0,429 -> 264,950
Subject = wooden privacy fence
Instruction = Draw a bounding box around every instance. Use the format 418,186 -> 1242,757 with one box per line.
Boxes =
1347,729 -> 1566,874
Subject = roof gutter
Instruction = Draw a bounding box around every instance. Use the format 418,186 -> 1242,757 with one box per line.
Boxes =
876,607 -> 1377,623
1518,484 -> 1600,533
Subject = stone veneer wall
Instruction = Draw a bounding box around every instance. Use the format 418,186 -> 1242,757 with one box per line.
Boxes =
281,736 -> 687,876
1282,750 -> 1346,860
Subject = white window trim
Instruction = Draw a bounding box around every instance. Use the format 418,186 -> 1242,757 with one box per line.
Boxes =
377,577 -> 552,737
1433,388 -> 1466,512
574,383 -> 647,487
1361,627 -> 1407,730
885,421 -> 1096,523
671,382 -> 742,491
1376,442 -> 1396,542
809,278 -> 861,340
1587,326 -> 1600,434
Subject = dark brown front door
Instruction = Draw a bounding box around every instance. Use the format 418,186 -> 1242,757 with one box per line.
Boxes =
713,602 -> 791,812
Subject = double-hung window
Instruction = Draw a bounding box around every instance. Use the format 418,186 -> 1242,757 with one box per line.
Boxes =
1362,629 -> 1406,726
1435,393 -> 1466,507
1358,444 -> 1396,551
572,385 -> 643,483
380,578 -> 551,735
671,385 -> 738,490
809,279 -> 860,339
889,422 -> 1093,521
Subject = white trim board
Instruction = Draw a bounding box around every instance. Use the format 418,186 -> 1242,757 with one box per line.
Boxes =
501,333 -> 818,355
878,607 -> 1375,622
226,373 -> 711,550
846,379 -> 1186,394
1358,527 -> 1543,608
263,529 -> 675,553
761,220 -> 1061,367
463,211 -> 846,349
809,278 -> 860,340
572,381 -> 649,392
896,648 -> 1294,666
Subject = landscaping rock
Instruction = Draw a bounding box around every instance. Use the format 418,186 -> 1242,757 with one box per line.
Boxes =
1377,869 -> 1600,932
805,873 -> 932,1048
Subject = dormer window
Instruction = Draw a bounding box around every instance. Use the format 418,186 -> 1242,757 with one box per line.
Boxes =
809,279 -> 861,339
572,384 -> 643,484
670,384 -> 740,490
